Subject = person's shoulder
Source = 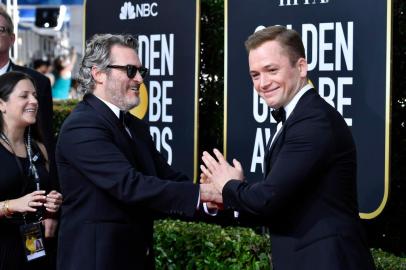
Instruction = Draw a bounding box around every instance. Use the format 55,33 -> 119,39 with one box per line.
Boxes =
61,100 -> 106,130
127,113 -> 146,124
294,89 -> 334,117
291,89 -> 349,137
63,100 -> 92,122
13,64 -> 50,85
127,113 -> 150,131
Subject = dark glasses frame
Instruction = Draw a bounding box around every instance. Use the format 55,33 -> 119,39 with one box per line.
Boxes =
0,26 -> 11,34
107,64 -> 148,79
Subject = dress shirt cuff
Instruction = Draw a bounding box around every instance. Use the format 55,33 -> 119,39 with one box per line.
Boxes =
203,203 -> 218,216
197,193 -> 200,209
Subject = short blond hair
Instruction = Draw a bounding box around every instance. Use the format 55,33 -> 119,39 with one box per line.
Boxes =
245,25 -> 305,66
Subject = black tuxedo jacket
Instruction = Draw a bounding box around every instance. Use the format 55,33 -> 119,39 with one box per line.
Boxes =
223,90 -> 375,270
56,94 -> 199,270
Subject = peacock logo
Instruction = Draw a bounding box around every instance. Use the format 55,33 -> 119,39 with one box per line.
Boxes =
119,2 -> 136,20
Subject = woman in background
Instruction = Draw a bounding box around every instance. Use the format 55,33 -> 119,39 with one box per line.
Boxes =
52,48 -> 77,100
0,71 -> 62,270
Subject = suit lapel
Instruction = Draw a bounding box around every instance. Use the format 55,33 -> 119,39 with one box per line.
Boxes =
84,94 -> 139,167
263,134 -> 273,175
264,89 -> 316,177
123,115 -> 158,175
264,124 -> 286,176
8,61 -> 16,72
268,125 -> 285,156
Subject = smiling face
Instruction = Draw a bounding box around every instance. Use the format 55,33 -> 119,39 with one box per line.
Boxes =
248,40 -> 308,109
0,79 -> 38,131
93,45 -> 144,111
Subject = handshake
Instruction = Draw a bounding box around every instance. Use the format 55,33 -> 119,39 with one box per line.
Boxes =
199,148 -> 245,209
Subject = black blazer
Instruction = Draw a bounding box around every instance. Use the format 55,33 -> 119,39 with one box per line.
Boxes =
56,94 -> 199,270
222,90 -> 375,270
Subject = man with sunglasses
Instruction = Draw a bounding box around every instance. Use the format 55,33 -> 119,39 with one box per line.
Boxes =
55,33 -> 219,270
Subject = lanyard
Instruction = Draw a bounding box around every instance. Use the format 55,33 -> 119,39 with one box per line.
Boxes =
0,131 -> 41,191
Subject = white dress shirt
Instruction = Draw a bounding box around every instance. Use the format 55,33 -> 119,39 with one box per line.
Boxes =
96,96 -> 132,137
0,61 -> 10,76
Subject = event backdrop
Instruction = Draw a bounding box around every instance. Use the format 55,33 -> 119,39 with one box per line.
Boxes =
85,0 -> 200,180
225,0 -> 391,219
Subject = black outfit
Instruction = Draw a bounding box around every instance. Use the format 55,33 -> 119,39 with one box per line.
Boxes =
223,90 -> 376,270
56,94 -> 199,270
0,143 -> 55,270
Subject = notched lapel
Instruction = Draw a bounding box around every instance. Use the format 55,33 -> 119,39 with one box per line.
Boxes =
124,116 -> 158,175
264,124 -> 286,176
84,94 -> 138,167
263,89 -> 316,177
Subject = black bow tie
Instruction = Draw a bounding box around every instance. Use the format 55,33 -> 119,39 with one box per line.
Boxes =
119,111 -> 130,127
271,108 -> 286,124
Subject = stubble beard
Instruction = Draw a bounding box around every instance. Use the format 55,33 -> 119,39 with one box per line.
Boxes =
107,82 -> 140,111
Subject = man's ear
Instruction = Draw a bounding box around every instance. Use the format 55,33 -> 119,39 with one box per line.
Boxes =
9,33 -> 15,47
91,66 -> 106,84
297,58 -> 308,77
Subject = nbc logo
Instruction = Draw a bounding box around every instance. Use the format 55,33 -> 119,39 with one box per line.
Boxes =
120,2 -> 136,20
119,1 -> 158,20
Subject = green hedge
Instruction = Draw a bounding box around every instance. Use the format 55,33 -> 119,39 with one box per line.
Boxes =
53,102 -> 406,269
53,99 -> 79,137
154,220 -> 271,270
153,220 -> 406,270
372,249 -> 406,270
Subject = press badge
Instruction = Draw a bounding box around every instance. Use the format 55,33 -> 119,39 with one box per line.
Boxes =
20,222 -> 46,261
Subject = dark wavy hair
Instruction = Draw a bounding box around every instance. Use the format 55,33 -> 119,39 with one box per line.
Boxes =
0,71 -> 43,142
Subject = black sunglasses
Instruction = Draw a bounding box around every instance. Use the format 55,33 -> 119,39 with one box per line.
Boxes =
107,64 -> 148,79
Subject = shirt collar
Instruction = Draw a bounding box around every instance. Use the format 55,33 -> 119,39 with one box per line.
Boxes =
284,83 -> 312,121
94,95 -> 121,118
0,61 -> 10,76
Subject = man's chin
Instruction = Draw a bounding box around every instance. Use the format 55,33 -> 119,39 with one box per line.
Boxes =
124,98 -> 140,111
262,98 -> 276,109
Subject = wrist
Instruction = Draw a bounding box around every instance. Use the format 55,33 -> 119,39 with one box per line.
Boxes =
44,211 -> 58,219
1,200 -> 14,217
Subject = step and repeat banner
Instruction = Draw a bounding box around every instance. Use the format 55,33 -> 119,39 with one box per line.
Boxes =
225,0 -> 391,218
85,0 -> 200,180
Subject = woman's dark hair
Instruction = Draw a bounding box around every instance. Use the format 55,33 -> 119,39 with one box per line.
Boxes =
53,56 -> 65,74
0,71 -> 43,142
